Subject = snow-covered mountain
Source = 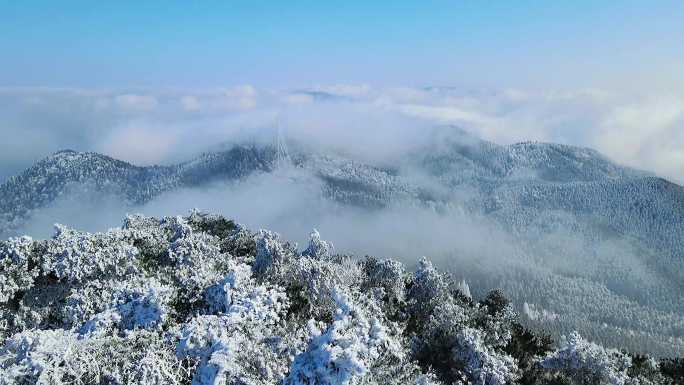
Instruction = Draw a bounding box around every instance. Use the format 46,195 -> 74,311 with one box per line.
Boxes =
1,130 -> 683,356
0,146 -> 277,234
0,145 -> 425,236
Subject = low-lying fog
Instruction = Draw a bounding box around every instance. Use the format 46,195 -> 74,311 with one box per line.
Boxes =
3,85 -> 684,356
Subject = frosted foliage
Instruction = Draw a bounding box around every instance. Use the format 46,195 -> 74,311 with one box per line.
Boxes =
176,315 -> 290,385
178,260 -> 289,385
361,258 -> 406,302
0,236 -> 37,303
0,213 -> 679,385
254,229 -> 361,319
284,290 -> 401,385
453,327 -> 518,385
408,258 -> 448,316
541,332 -> 633,385
294,254 -> 366,321
62,279 -> 126,328
203,262 -> 288,323
0,329 -> 77,384
413,297 -> 512,385
253,229 -> 294,277
79,280 -> 173,336
167,230 -> 225,298
42,224 -> 139,282
0,329 -> 192,385
204,262 -> 253,314
302,229 -> 334,259
414,373 -> 442,385
116,287 -> 169,330
479,305 -> 516,350
163,215 -> 193,241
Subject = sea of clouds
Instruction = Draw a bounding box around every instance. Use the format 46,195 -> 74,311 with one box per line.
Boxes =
1,85 -> 683,184
4,85 -> 684,357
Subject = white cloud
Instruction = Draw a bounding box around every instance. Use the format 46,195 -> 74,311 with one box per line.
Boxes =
114,94 -> 159,112
180,95 -> 202,111
596,96 -> 684,180
1,86 -> 684,183
314,84 -> 371,98
97,123 -> 178,165
219,85 -> 258,110
281,93 -> 314,105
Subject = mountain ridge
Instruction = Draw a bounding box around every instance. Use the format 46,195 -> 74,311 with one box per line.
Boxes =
1,132 -> 683,356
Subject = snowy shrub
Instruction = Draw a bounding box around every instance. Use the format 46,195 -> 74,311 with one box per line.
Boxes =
0,236 -> 38,303
62,279 -> 127,329
627,354 -> 664,385
360,257 -> 406,303
177,314 -> 291,385
407,258 -> 449,319
411,296 -> 471,383
203,262 -> 253,315
475,290 -> 517,349
186,211 -> 237,240
658,358 -> 684,384
0,212 -> 679,385
254,229 -> 360,321
453,327 -> 519,385
540,332 -> 633,385
42,224 -> 140,282
359,257 -> 408,323
203,261 -> 288,323
166,230 -> 226,303
163,215 -> 194,242
114,284 -> 172,331
410,280 -> 519,384
0,329 -> 194,385
79,280 -> 173,336
283,290 -> 403,385
122,214 -> 172,271
61,276 -> 167,329
286,256 -> 363,321
0,328 -> 78,384
178,259 -> 290,385
301,229 -> 334,260
221,224 -> 257,259
253,229 -> 297,278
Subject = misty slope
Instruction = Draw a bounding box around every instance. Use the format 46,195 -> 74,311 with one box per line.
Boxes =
412,134 -> 684,356
0,146 -> 280,232
1,131 -> 683,356
0,150 -> 177,230
0,145 -> 419,238
1,212 -> 682,385
420,134 -> 683,257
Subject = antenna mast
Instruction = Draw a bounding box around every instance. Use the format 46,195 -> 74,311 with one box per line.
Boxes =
275,119 -> 291,169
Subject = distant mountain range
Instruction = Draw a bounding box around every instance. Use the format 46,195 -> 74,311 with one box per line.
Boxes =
1,129 -> 683,356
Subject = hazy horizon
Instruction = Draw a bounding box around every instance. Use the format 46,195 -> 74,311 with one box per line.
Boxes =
3,2 -> 684,183
2,85 -> 683,187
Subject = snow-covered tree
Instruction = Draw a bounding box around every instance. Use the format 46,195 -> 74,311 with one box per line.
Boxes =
540,332 -> 633,385
283,290 -> 403,385
0,212 -> 679,385
301,229 -> 334,260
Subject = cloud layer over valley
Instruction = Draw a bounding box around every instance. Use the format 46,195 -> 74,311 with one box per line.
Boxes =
2,85 -> 684,184
3,85 -> 684,356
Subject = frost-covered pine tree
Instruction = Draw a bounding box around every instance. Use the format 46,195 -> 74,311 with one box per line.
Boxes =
0,212 -> 680,385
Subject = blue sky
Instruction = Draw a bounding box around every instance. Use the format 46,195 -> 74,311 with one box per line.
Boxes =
1,1 -> 682,89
